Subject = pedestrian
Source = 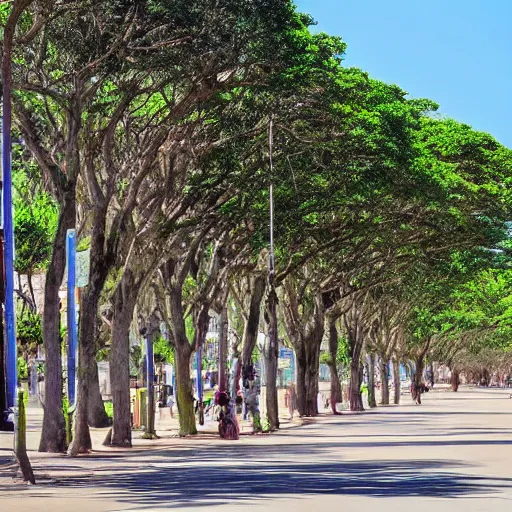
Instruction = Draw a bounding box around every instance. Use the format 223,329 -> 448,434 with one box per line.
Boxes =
167,394 -> 174,418
158,393 -> 165,421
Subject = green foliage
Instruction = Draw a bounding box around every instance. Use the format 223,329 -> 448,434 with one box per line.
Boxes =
104,401 -> 114,420
13,144 -> 58,275
154,336 -> 175,364
14,191 -> 58,274
17,310 -> 43,354
8,0 -> 512,402
337,335 -> 351,367
130,345 -> 143,378
17,357 -> 28,381
63,396 -> 72,444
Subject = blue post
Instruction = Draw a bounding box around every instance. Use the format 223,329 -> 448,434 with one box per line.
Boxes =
196,346 -> 203,401
66,229 -> 77,406
146,331 -> 154,397
2,118 -> 17,409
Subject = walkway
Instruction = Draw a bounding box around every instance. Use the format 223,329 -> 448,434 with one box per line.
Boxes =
1,386 -> 512,511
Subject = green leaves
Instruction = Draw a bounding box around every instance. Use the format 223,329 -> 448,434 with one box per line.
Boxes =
13,146 -> 58,275
153,335 -> 175,364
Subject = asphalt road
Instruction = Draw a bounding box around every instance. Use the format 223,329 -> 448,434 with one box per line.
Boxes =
1,386 -> 512,511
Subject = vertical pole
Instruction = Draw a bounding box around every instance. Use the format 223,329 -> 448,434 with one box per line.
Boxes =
196,345 -> 203,401
218,307 -> 228,392
2,70 -> 17,412
0,211 -> 6,420
145,328 -> 155,436
66,229 -> 77,406
266,117 -> 280,430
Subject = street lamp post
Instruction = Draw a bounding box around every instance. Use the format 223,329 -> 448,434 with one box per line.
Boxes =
266,117 -> 280,430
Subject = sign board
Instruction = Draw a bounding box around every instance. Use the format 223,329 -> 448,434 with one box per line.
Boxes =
278,358 -> 291,370
76,248 -> 90,288
64,248 -> 90,288
279,347 -> 295,386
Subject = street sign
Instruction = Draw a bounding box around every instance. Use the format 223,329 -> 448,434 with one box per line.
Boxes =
76,249 -> 90,288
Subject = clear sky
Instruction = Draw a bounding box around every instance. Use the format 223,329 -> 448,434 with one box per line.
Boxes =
295,0 -> 512,148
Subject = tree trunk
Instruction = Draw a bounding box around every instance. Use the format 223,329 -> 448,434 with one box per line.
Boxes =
305,335 -> 321,416
451,369 -> 460,392
393,358 -> 400,405
379,359 -> 390,405
108,269 -> 137,447
296,336 -> 322,417
87,361 -> 109,428
69,205 -> 111,455
39,190 -> 75,453
15,390 -> 35,484
328,319 -> 342,414
296,344 -> 306,416
166,281 -> 197,436
349,359 -> 364,411
293,300 -> 325,417
346,320 -> 364,412
412,356 -> 425,405
175,342 -> 196,436
265,286 -> 279,430
241,274 -> 266,368
367,354 -> 377,408
27,269 -> 36,312
68,281 -> 97,454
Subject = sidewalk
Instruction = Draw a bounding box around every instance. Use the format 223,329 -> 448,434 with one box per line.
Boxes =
0,398 -> 304,463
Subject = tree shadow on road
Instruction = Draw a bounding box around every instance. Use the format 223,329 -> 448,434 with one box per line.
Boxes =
12,443 -> 511,509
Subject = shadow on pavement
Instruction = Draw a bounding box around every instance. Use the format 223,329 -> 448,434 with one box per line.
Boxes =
6,442 -> 510,508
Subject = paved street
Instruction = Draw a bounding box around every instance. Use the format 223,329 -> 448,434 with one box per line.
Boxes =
2,386 -> 512,511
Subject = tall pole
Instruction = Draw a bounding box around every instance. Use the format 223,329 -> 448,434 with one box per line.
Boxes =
269,121 -> 275,282
2,6 -> 20,411
144,326 -> 156,437
218,306 -> 228,392
266,117 -> 280,430
66,229 -> 77,406
196,345 -> 203,401
0,135 -> 7,422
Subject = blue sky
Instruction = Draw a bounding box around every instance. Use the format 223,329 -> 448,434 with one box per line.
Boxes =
295,0 -> 512,148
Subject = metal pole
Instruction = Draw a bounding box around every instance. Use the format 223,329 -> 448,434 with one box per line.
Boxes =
265,116 -> 280,429
0,132 -> 7,422
196,346 -> 203,401
218,307 -> 228,392
2,58 -> 17,412
66,229 -> 77,406
145,328 -> 156,436
268,118 -> 275,282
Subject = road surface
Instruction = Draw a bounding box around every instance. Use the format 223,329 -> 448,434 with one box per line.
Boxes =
1,386 -> 512,511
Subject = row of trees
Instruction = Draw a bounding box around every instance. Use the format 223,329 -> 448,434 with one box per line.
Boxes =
3,0 -> 512,455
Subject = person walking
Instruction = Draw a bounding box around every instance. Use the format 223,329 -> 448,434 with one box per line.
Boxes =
167,394 -> 174,418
